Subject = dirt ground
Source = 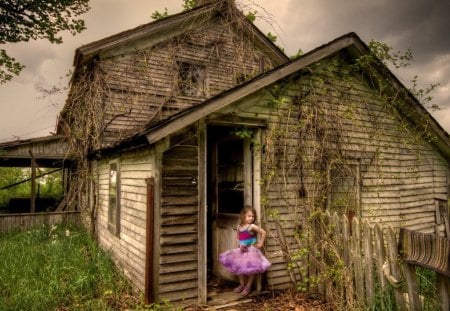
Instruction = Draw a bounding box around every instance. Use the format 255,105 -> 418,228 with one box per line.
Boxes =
186,290 -> 335,311
231,290 -> 334,311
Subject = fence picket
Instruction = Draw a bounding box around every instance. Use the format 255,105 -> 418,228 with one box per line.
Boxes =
351,217 -> 365,306
386,227 -> 407,310
309,212 -> 450,310
363,221 -> 375,306
374,224 -> 387,291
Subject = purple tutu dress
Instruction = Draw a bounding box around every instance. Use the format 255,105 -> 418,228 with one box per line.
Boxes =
219,224 -> 271,275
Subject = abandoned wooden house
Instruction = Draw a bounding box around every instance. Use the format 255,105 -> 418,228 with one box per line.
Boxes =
50,0 -> 450,306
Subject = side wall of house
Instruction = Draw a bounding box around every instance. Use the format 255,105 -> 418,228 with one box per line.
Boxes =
215,53 -> 449,289
93,148 -> 154,292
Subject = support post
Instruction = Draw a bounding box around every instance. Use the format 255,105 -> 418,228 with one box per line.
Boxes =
30,158 -> 36,213
145,178 -> 155,305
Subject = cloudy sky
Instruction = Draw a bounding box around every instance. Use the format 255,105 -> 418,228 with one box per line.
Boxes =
1,0 -> 449,142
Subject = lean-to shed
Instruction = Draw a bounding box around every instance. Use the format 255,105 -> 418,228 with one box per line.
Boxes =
59,1 -> 450,306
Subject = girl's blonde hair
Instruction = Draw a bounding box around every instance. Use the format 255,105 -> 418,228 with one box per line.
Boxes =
239,205 -> 257,225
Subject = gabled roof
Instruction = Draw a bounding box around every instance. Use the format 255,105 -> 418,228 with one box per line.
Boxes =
96,32 -> 450,161
73,1 -> 288,68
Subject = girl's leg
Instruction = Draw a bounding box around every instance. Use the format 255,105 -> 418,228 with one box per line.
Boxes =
245,274 -> 255,288
241,274 -> 255,296
234,275 -> 246,293
239,275 -> 247,286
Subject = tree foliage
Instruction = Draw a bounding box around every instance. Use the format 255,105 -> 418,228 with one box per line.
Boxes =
151,0 -> 197,20
0,0 -> 90,84
0,167 -> 63,209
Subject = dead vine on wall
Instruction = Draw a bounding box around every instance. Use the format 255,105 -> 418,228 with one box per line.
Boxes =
261,51 -> 435,310
58,0 -> 278,233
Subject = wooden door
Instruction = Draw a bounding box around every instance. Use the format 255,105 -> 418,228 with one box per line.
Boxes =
210,129 -> 253,281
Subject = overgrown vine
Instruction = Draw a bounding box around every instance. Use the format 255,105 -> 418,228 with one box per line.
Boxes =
259,42 -> 439,310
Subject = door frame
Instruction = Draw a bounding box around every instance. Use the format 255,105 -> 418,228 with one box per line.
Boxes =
198,124 -> 262,303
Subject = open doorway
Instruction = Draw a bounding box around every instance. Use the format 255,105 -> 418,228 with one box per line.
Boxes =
206,125 -> 259,298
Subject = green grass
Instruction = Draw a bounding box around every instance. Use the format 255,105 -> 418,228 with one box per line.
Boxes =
0,224 -> 136,311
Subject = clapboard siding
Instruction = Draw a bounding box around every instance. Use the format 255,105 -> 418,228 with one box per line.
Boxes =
95,148 -> 153,292
217,53 -> 449,290
158,133 -> 199,302
94,18 -> 275,146
0,136 -> 70,159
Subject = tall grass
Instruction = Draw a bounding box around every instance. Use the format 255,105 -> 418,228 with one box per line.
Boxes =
0,224 -> 135,310
367,267 -> 439,311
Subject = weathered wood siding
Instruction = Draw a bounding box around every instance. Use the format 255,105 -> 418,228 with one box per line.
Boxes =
96,17 -> 275,146
95,148 -> 153,292
158,134 -> 199,302
0,136 -> 70,160
215,53 -> 449,289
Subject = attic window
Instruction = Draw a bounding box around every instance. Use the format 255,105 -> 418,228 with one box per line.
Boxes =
177,62 -> 206,97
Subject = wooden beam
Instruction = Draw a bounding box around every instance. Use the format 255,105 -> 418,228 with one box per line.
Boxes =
145,177 -> 155,304
30,158 -> 36,213
197,121 -> 207,304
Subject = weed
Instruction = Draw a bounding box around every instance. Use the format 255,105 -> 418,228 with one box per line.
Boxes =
0,224 -> 134,310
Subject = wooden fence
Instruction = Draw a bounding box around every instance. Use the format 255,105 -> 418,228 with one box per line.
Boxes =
0,211 -> 81,233
310,211 -> 450,311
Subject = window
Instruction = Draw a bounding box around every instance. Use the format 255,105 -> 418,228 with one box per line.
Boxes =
178,62 -> 206,97
327,162 -> 361,218
108,162 -> 120,235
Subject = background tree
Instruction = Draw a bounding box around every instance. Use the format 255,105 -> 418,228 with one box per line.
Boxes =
0,0 -> 90,84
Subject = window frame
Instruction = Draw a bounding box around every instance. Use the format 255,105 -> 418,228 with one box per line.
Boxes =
326,160 -> 361,218
108,160 -> 121,236
177,61 -> 207,98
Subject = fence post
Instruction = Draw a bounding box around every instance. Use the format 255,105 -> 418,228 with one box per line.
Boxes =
436,274 -> 449,311
332,212 -> 344,299
351,217 -> 365,306
403,263 -> 421,311
386,227 -> 407,310
374,224 -> 387,291
363,221 -> 375,306
399,229 -> 422,311
435,219 -> 450,311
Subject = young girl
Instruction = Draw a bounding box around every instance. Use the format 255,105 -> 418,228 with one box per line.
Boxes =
219,206 -> 271,296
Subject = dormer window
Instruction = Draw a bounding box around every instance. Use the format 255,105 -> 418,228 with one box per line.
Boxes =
177,62 -> 206,97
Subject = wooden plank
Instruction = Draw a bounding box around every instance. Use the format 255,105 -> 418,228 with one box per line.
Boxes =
342,215 -> 351,267
160,224 -> 197,235
159,270 -> 198,285
160,235 -> 197,245
159,261 -> 197,274
160,253 -> 197,264
399,228 -> 450,276
160,205 -> 198,215
160,215 -> 197,225
161,195 -> 198,206
386,227 -> 406,310
332,212 -> 344,299
436,274 -> 450,311
197,120 -> 207,304
403,263 -> 421,311
363,221 -> 375,306
351,217 -> 365,305
374,224 -> 387,290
